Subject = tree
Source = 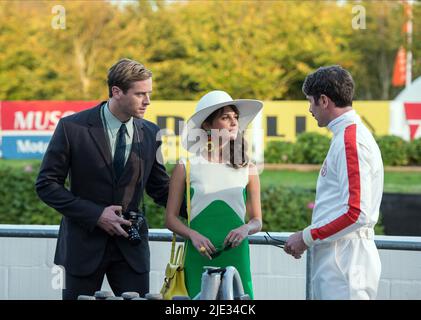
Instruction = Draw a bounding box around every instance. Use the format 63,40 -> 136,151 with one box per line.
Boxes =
0,0 -> 419,101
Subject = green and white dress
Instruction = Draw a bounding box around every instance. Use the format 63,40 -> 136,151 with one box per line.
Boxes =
182,155 -> 253,299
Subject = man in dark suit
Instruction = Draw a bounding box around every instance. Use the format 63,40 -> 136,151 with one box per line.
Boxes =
36,58 -> 183,300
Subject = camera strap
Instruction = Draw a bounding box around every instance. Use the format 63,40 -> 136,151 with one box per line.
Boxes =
132,118 -> 146,216
140,192 -> 146,216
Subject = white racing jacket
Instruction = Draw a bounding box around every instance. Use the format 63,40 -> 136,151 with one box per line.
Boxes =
303,110 -> 384,247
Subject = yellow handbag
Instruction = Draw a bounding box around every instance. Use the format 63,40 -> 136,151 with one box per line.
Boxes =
160,159 -> 191,300
160,234 -> 188,300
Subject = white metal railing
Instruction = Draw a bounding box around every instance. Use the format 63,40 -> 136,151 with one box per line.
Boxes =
1,225 -> 421,300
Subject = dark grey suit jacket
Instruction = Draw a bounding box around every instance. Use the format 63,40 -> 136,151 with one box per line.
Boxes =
36,102 -> 183,276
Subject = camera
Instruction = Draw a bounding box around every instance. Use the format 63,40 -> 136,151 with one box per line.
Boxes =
122,211 -> 145,246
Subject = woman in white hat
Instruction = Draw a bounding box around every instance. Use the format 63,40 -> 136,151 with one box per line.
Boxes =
165,90 -> 263,299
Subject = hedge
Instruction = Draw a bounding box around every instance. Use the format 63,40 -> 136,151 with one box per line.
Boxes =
264,141 -> 295,164
265,133 -> 331,164
0,162 -> 384,234
265,132 -> 331,165
265,133 -> 421,167
0,162 -> 313,230
292,132 -> 331,164
408,138 -> 421,165
375,135 -> 409,166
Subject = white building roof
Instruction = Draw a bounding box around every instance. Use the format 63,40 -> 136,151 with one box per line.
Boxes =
394,76 -> 421,102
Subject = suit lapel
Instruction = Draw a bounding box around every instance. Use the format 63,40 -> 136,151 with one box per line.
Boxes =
87,103 -> 113,174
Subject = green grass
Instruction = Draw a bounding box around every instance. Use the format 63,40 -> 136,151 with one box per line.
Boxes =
260,170 -> 319,190
1,159 -> 420,194
382,172 -> 421,194
260,169 -> 421,194
0,159 -> 41,169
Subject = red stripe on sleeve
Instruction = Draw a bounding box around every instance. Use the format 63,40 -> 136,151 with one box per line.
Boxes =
310,124 -> 361,241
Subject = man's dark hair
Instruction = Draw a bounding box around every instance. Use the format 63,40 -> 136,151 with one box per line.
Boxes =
107,58 -> 152,97
302,65 -> 354,107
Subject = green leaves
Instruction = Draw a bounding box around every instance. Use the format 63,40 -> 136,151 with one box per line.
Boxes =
264,141 -> 295,164
1,1 -> 418,101
408,138 -> 421,165
376,135 -> 410,166
265,133 -> 331,165
266,133 -> 421,167
0,160 -> 386,234
260,185 -> 314,232
293,133 -> 331,164
0,161 -> 61,224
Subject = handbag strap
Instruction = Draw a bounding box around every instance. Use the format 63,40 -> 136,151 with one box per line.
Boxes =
170,157 -> 191,266
186,158 -> 191,227
174,244 -> 184,265
170,233 -> 177,263
181,158 -> 191,266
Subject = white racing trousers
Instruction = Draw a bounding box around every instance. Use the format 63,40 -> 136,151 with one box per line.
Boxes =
310,228 -> 381,300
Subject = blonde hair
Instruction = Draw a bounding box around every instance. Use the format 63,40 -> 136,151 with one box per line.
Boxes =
107,58 -> 152,97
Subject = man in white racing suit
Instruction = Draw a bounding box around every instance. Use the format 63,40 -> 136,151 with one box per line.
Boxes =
284,65 -> 383,300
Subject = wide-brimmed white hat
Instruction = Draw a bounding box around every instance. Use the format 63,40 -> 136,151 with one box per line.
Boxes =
181,90 -> 263,151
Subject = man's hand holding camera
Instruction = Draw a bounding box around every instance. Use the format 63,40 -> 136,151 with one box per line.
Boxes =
284,231 -> 308,259
97,205 -> 131,238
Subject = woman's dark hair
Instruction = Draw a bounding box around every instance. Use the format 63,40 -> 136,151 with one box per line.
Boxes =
302,65 -> 354,107
202,105 -> 249,169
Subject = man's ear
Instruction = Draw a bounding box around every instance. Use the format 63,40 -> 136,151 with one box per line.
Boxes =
111,86 -> 122,99
319,94 -> 330,109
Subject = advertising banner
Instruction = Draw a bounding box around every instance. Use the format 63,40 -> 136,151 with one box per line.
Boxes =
0,101 -> 97,159
389,77 -> 421,141
0,100 -> 390,160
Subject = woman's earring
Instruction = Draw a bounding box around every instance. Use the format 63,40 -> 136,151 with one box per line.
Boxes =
207,130 -> 214,152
